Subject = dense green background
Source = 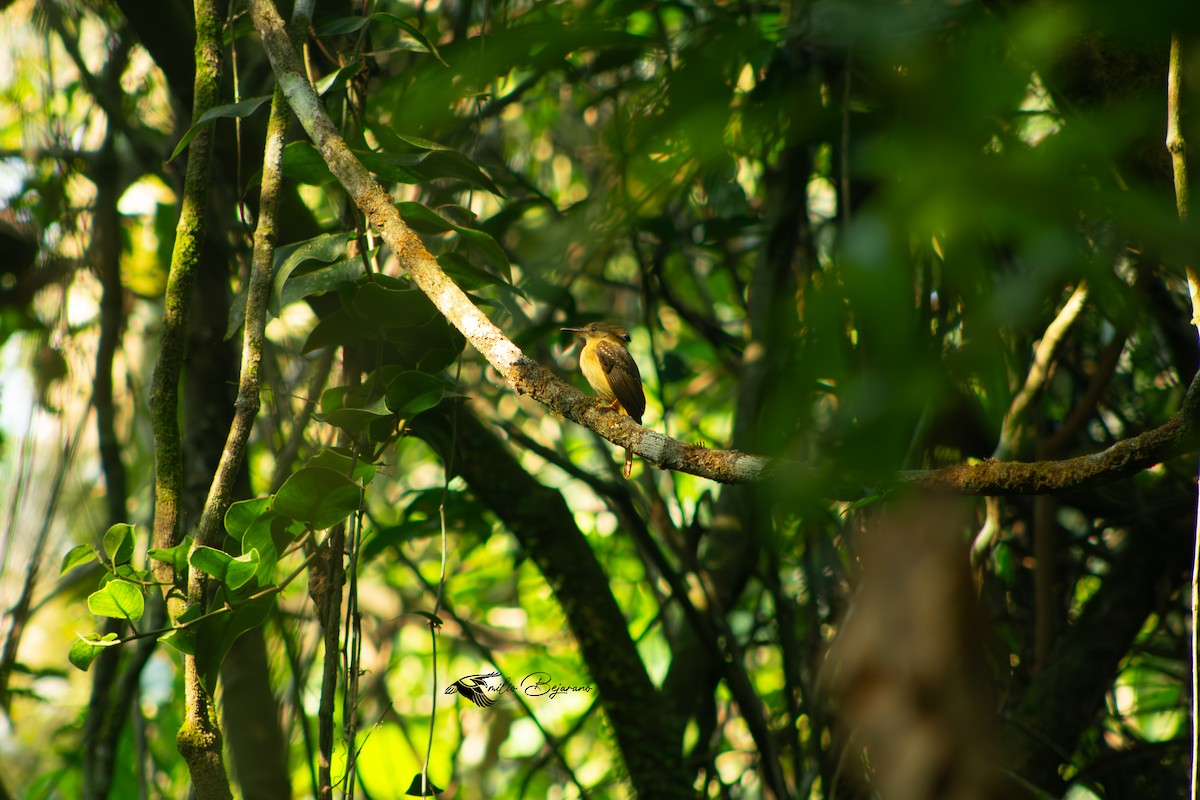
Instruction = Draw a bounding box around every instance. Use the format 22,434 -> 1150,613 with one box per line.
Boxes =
1,0 -> 1199,798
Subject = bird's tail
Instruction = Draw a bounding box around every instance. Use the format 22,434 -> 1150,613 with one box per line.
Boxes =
623,447 -> 634,479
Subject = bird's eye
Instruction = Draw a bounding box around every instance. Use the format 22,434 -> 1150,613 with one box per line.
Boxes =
620,332 -> 631,342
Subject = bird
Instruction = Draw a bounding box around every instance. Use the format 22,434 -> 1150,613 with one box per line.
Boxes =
561,322 -> 647,479
444,674 -> 498,708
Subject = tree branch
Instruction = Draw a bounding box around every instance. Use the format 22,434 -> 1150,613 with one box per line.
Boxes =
147,0 -> 232,795
896,369 -> 1200,495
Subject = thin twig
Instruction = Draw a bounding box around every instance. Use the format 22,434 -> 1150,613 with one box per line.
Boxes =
993,281 -> 1089,461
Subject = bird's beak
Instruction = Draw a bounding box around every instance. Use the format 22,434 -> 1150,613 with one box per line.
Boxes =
561,327 -> 585,334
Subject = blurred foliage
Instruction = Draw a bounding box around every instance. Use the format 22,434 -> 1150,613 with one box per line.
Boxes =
0,0 -> 1199,798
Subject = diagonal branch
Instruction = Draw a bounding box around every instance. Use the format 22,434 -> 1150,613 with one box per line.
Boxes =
993,281 -> 1089,460
245,0 -> 771,485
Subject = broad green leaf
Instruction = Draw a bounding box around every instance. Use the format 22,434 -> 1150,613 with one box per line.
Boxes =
324,407 -> 395,439
190,546 -> 260,591
224,498 -> 272,540
87,580 -> 145,622
437,252 -> 518,293
270,231 -> 356,316
189,546 -> 233,581
169,95 -> 272,161
69,632 -> 119,672
103,523 -> 135,566
147,535 -> 193,575
420,150 -> 503,196
357,150 -> 426,185
316,388 -> 393,438
60,544 -> 97,576
303,307 -> 373,353
309,448 -> 377,485
240,513 -> 299,585
395,202 -> 511,281
225,550 -> 260,591
380,314 -> 466,372
273,467 -> 361,529
395,201 -> 456,233
160,628 -> 196,655
350,284 -> 440,328
315,61 -> 363,97
194,593 -> 274,691
281,140 -> 336,185
276,255 -> 365,311
385,371 -> 445,418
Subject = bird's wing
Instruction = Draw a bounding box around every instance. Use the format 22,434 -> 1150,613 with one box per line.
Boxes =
594,340 -> 646,423
465,687 -> 497,708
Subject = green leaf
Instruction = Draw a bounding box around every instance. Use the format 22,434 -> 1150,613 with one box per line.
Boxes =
189,547 -> 260,591
160,628 -> 196,655
326,407 -> 395,438
69,632 -> 120,672
317,388 -> 395,439
194,593 -> 274,691
355,146 -> 501,195
437,252 -> 519,293
395,201 -> 456,233
315,61 -> 363,97
381,314 -> 466,372
276,255 -> 365,311
87,580 -> 145,622
385,371 -> 445,418
60,544 -> 98,576
303,307 -> 372,353
308,448 -> 378,485
169,95 -> 272,161
273,467 -> 361,529
317,13 -> 446,65
396,202 -> 511,282
240,514 -> 297,585
281,140 -> 336,185
189,546 -> 232,581
420,150 -> 502,196
225,550 -> 260,591
357,150 -> 426,185
370,14 -> 446,64
350,283 -> 440,328
224,498 -> 272,540
147,535 -> 193,576
103,523 -> 135,566
270,231 -> 356,316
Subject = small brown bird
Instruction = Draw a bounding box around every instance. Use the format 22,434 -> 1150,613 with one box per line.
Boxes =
561,322 -> 646,478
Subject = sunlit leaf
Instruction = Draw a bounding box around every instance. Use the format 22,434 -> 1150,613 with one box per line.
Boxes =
60,544 -> 97,576
148,535 -> 194,576
68,632 -> 120,672
189,546 -> 260,591
103,523 -> 135,566
87,580 -> 145,622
